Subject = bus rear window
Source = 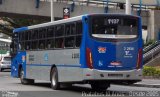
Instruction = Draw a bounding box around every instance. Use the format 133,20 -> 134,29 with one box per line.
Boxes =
91,17 -> 138,40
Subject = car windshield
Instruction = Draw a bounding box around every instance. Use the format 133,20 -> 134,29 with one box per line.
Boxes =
91,16 -> 138,40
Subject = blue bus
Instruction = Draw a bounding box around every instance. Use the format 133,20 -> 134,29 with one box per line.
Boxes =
10,13 -> 143,91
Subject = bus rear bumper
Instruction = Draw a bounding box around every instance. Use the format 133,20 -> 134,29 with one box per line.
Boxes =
83,69 -> 142,81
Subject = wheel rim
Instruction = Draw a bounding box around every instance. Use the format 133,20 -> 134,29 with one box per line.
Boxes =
52,72 -> 56,86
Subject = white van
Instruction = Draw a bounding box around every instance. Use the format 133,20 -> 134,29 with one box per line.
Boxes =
0,56 -> 11,72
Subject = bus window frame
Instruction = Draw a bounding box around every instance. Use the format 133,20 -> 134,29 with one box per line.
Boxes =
17,20 -> 83,51
75,21 -> 82,48
89,15 -> 139,42
64,22 -> 76,48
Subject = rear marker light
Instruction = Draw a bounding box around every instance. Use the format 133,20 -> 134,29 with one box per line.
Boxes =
86,74 -> 91,76
136,49 -> 142,69
86,48 -> 93,69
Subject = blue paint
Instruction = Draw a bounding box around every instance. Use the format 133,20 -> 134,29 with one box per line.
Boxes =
80,15 -> 88,68
11,51 -> 26,78
80,14 -> 143,70
44,53 -> 49,61
13,27 -> 28,33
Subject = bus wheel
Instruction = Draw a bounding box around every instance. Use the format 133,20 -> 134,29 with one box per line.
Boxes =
20,68 -> 34,85
51,68 -> 60,90
91,82 -> 109,92
0,68 -> 3,72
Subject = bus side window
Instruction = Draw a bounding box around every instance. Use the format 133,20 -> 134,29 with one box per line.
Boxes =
25,31 -> 29,40
31,41 -> 38,50
65,23 -> 76,36
76,36 -> 82,47
76,21 -> 82,47
46,39 -> 54,49
55,25 -> 64,37
65,24 -> 70,35
21,42 -> 25,50
47,27 -> 54,38
20,32 -> 25,41
25,42 -> 30,50
32,30 -> 38,39
55,38 -> 64,48
77,21 -> 82,35
71,23 -> 76,35
28,30 -> 32,40
65,37 -> 74,48
39,40 -> 45,49
64,23 -> 75,48
19,32 -> 23,41
39,28 -> 46,39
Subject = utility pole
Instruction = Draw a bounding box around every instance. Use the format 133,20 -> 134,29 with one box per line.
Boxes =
51,0 -> 54,22
125,0 -> 131,15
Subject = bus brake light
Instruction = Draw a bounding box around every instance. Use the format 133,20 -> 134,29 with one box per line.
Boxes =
136,49 -> 142,69
86,48 -> 93,69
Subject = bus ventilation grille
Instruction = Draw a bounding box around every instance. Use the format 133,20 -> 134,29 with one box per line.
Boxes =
108,74 -> 123,77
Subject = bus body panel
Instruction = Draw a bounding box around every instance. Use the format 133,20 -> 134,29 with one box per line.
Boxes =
82,15 -> 143,71
25,49 -> 83,82
81,15 -> 143,81
11,51 -> 26,78
83,68 -> 142,80
86,39 -> 140,70
26,49 -> 80,66
80,16 -> 89,68
26,65 -> 51,81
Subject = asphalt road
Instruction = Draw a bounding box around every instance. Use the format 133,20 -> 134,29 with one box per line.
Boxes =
0,70 -> 160,97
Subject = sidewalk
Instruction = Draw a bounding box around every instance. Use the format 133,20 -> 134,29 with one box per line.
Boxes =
133,79 -> 160,88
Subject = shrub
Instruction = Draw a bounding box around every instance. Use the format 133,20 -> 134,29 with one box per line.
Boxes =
154,69 -> 160,77
143,66 -> 156,76
143,40 -> 155,48
143,66 -> 160,78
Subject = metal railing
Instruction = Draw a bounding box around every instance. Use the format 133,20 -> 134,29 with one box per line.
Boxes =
143,41 -> 159,53
143,41 -> 160,64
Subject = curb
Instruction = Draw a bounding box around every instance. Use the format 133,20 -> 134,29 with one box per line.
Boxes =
132,83 -> 160,88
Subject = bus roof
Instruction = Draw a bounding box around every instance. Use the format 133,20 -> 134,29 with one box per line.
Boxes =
13,15 -> 83,33
13,13 -> 140,33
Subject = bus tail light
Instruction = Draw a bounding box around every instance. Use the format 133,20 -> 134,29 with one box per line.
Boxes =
86,48 -> 93,69
136,49 -> 142,69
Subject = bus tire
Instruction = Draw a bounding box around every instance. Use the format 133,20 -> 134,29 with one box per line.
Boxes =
0,68 -> 3,72
51,67 -> 60,90
20,67 -> 34,85
91,82 -> 109,92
